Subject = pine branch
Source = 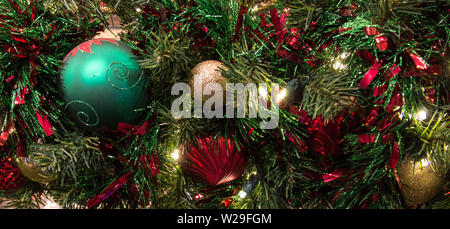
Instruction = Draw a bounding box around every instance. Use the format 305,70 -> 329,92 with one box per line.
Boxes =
301,69 -> 359,122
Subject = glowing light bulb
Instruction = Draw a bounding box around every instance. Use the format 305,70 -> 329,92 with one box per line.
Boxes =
171,149 -> 180,160
420,158 -> 430,167
416,110 -> 427,121
44,201 -> 60,209
275,88 -> 287,103
333,60 -> 346,70
239,190 -> 247,199
340,52 -> 350,59
41,197 -> 60,209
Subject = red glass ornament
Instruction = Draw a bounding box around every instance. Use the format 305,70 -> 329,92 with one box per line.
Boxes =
181,136 -> 247,186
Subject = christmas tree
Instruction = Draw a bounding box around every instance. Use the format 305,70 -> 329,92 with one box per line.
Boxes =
0,0 -> 448,209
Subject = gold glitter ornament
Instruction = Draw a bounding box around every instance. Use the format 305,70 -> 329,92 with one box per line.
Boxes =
16,157 -> 57,183
397,157 -> 448,207
188,60 -> 229,103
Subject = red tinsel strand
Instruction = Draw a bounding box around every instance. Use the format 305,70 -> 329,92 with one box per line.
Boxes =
35,111 -> 53,137
0,158 -> 24,191
86,171 -> 133,209
233,5 -> 248,42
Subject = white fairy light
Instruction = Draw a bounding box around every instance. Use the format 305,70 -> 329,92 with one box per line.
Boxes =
340,52 -> 350,59
171,149 -> 180,160
41,196 -> 60,209
333,60 -> 346,70
420,158 -> 430,167
416,110 -> 427,121
275,88 -> 287,103
44,201 -> 60,209
239,190 -> 247,199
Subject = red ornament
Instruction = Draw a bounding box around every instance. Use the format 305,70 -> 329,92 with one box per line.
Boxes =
0,158 -> 24,191
181,136 -> 247,187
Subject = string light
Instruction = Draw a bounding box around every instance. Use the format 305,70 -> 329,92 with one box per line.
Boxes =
420,158 -> 430,167
171,149 -> 180,160
194,194 -> 204,200
332,52 -> 350,70
44,201 -> 60,209
340,52 -> 350,59
238,190 -> 247,199
416,110 -> 427,121
333,60 -> 346,70
41,196 -> 60,209
275,88 -> 287,103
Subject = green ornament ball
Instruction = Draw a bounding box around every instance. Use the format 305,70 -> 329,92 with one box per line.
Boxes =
60,39 -> 150,131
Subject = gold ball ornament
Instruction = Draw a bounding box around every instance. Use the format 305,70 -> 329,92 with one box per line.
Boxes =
188,60 -> 229,103
397,157 -> 448,207
16,157 -> 57,183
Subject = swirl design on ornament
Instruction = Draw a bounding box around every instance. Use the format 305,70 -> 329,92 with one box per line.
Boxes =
65,100 -> 100,127
106,62 -> 143,90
